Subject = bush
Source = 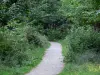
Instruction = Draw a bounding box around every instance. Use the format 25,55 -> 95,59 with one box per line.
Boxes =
26,26 -> 49,48
44,27 -> 68,41
0,21 -> 49,67
0,32 -> 12,63
64,26 -> 100,63
0,27 -> 29,67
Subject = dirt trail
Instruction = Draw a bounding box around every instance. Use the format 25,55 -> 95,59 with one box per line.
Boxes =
25,42 -> 64,75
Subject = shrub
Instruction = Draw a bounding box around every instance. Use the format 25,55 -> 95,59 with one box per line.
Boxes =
0,32 -> 12,62
0,21 -> 49,67
44,26 -> 68,41
0,27 -> 29,67
64,26 -> 100,63
26,26 -> 49,48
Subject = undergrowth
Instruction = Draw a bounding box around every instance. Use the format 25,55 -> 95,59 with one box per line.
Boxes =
0,21 -> 49,75
59,40 -> 100,75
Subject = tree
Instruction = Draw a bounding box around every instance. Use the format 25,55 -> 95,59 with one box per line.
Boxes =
61,0 -> 100,27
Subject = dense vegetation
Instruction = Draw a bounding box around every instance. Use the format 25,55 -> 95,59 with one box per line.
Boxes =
0,0 -> 100,75
59,0 -> 100,75
0,0 -> 68,75
66,26 -> 100,63
0,0 -> 68,40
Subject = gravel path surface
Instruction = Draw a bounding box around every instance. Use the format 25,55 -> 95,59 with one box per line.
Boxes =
25,42 -> 64,75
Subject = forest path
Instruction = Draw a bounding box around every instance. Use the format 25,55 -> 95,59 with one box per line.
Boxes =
25,42 -> 64,75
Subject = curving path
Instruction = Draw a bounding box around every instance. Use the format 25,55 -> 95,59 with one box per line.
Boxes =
25,42 -> 64,75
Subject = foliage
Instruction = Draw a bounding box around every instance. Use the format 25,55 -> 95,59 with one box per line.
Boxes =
59,63 -> 100,75
64,26 -> 100,63
61,0 -> 100,27
44,24 -> 68,41
27,0 -> 68,40
0,20 -> 49,67
60,0 -> 100,75
26,26 -> 49,48
0,27 -> 29,67
59,37 -> 100,75
0,0 -> 68,40
0,20 -> 49,74
0,46 -> 46,75
0,0 -> 100,75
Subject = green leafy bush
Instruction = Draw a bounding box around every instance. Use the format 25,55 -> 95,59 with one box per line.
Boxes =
61,0 -> 99,27
44,26 -> 68,41
26,26 -> 49,48
0,20 -> 49,67
64,26 -> 100,63
0,32 -> 12,63
0,27 -> 29,67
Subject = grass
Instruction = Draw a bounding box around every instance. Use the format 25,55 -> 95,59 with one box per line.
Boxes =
0,44 -> 50,75
59,40 -> 100,75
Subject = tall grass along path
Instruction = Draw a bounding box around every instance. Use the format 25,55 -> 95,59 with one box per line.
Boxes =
25,42 -> 64,75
